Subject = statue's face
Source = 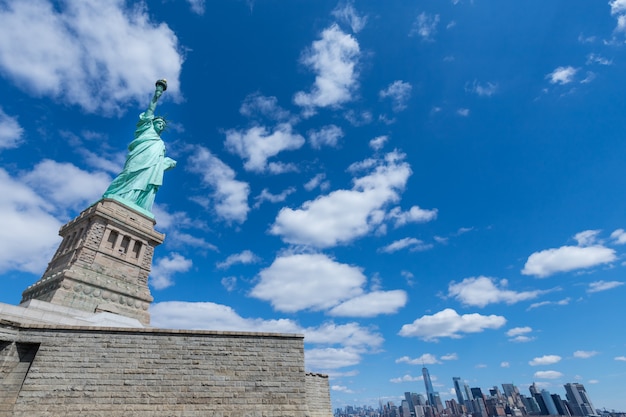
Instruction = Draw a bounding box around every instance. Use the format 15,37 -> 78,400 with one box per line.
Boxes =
154,119 -> 166,134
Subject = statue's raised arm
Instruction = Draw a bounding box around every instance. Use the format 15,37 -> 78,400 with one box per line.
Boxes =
102,79 -> 177,218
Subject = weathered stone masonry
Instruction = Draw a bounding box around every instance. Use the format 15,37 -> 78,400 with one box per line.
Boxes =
0,323 -> 330,417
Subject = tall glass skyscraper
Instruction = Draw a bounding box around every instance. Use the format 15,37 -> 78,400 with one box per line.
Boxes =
453,377 -> 466,404
422,367 -> 437,407
564,383 -> 596,416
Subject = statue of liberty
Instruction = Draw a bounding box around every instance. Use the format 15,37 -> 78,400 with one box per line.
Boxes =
103,79 -> 176,217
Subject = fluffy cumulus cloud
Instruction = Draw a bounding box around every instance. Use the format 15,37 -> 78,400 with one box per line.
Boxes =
187,146 -> 250,224
448,276 -> 549,307
216,250 -> 260,270
387,206 -> 438,227
534,370 -> 563,380
466,80 -> 498,97
0,169 -> 61,273
529,355 -> 562,366
522,231 -> 616,277
328,290 -> 407,317
506,326 -> 533,340
379,80 -> 412,112
410,12 -> 440,41
396,354 -> 440,365
0,0 -> 182,114
573,350 -> 598,359
271,151 -> 415,248
587,280 -> 624,293
332,1 -> 367,33
308,125 -> 344,149
379,237 -> 432,253
239,93 -> 291,122
0,108 -> 24,150
546,66 -> 579,85
225,123 -> 305,172
610,0 -> 626,32
611,228 -> 626,244
390,374 -> 422,383
150,301 -> 302,333
398,308 -> 506,341
294,24 -> 360,111
253,187 -> 296,208
21,160 -> 111,212
149,253 -> 193,290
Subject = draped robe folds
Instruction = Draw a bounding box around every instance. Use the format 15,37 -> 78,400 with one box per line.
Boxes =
103,112 -> 174,212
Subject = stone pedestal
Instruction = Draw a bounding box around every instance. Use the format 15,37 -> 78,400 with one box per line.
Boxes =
20,199 -> 164,325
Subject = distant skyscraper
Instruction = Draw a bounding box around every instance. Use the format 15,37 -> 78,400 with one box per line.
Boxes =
453,377 -> 466,404
422,366 -> 436,406
564,383 -> 596,416
540,389 -> 559,415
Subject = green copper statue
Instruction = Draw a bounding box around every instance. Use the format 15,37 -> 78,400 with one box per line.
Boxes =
103,80 -> 176,217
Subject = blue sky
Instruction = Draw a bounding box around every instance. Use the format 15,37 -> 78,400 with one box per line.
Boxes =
1,0 -> 626,411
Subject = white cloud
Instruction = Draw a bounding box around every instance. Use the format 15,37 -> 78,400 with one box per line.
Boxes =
457,108 -> 470,117
308,125 -> 344,149
466,80 -> 498,97
506,326 -> 532,337
610,0 -> 626,32
522,242 -> 616,278
186,0 -> 205,15
328,290 -> 408,317
586,53 -> 613,66
150,300 -> 302,333
546,66 -> 579,85
239,93 -> 291,121
294,24 -> 360,111
398,308 -> 506,341
380,80 -> 412,112
611,228 -> 626,244
388,206 -> 438,227
332,1 -> 367,33
250,253 -> 365,313
369,135 -> 388,151
271,151 -> 412,248
410,12 -> 440,41
253,187 -> 296,208
149,253 -> 193,290
396,354 -> 440,365
448,276 -> 548,307
221,276 -> 237,292
304,173 -> 330,191
527,298 -> 570,310
21,159 -> 111,213
379,238 -> 433,253
225,123 -> 305,172
0,168 -> 61,274
390,374 -> 422,383
0,0 -> 182,114
331,385 -> 355,394
510,335 -> 535,343
306,347 -> 362,370
0,108 -> 24,150
529,355 -> 562,366
534,370 -> 563,379
615,356 -> 626,361
187,146 -> 250,224
304,322 -> 383,351
587,280 -> 624,293
573,350 -> 598,359
216,250 -> 260,269
574,230 -> 601,246
441,353 -> 458,361
501,362 -> 510,368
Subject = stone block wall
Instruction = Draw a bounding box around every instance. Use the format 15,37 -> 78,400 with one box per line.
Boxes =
1,324 -> 325,417
305,373 -> 333,417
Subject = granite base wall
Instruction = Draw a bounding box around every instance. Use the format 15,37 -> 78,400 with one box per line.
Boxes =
0,324 -> 331,417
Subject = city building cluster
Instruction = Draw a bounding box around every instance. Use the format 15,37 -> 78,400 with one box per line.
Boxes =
334,367 -> 625,417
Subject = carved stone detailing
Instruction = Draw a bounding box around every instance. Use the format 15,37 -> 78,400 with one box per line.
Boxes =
21,199 -> 164,325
